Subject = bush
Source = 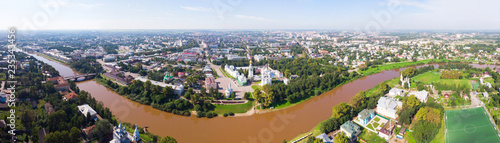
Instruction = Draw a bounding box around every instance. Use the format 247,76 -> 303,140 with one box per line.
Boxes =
228,112 -> 235,116
223,113 -> 228,117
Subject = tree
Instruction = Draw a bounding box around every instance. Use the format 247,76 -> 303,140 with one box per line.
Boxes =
332,102 -> 351,119
412,120 -> 438,143
401,67 -> 416,77
284,69 -> 291,78
350,91 -> 365,109
334,132 -> 348,143
91,119 -> 113,140
159,136 -> 178,143
404,95 -> 420,109
139,70 -> 147,76
244,92 -> 251,100
69,127 -> 81,143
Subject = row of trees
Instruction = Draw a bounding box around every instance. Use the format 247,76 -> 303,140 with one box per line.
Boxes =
440,70 -> 463,79
71,57 -> 103,74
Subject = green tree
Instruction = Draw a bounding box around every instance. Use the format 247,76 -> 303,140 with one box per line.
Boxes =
412,120 -> 438,143
91,119 -> 113,140
332,102 -> 351,118
334,132 -> 348,143
349,91 -> 365,109
404,95 -> 420,109
69,127 -> 81,143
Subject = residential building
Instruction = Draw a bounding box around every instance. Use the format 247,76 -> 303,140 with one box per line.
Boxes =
408,90 -> 429,103
63,92 -> 78,101
315,133 -> 333,143
77,104 -> 97,120
340,121 -> 361,139
377,97 -> 402,119
46,76 -> 70,91
357,109 -> 375,125
388,88 -> 403,97
205,77 -> 217,90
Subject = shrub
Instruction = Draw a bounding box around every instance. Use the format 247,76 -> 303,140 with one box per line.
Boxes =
228,112 -> 235,116
223,113 -> 228,117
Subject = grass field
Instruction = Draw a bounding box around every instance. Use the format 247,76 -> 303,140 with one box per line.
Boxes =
359,129 -> 386,143
213,101 -> 253,114
445,107 -> 500,143
38,53 -> 68,64
359,59 -> 445,76
413,71 -> 470,88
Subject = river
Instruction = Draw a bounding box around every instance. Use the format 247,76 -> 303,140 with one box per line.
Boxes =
28,53 -> 500,143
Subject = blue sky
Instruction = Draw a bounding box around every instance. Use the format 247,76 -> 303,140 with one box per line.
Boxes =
1,0 -> 500,30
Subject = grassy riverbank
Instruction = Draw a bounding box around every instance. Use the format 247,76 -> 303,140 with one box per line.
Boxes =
214,101 -> 253,114
36,52 -> 69,65
359,59 -> 447,76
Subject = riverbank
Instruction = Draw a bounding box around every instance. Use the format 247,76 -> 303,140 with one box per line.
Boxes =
359,59 -> 448,76
34,52 -> 69,65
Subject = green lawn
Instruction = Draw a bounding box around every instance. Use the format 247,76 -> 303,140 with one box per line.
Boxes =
219,68 -> 234,79
373,122 -> 380,128
213,101 -> 253,114
359,129 -> 386,143
373,117 -> 381,122
406,132 -> 416,143
413,71 -> 470,88
430,120 -> 446,143
367,124 -> 375,130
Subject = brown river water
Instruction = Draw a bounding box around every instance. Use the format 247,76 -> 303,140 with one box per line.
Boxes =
29,53 -> 499,143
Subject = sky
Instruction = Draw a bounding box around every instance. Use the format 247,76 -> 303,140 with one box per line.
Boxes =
1,0 -> 500,30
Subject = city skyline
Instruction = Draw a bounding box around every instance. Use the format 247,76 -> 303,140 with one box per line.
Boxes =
2,0 -> 500,30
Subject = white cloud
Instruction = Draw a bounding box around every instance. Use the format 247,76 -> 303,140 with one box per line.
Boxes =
77,3 -> 102,10
234,14 -> 272,22
165,12 -> 174,16
180,5 -> 213,12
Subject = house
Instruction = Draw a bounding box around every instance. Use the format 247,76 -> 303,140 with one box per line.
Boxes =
315,133 -> 333,143
397,127 -> 406,139
44,102 -> 54,114
77,104 -> 97,120
483,92 -> 490,98
340,121 -> 361,139
63,92 -> 78,101
205,77 -> 217,90
378,121 -> 396,140
408,90 -> 429,103
46,76 -> 70,91
83,125 -> 96,140
377,97 -> 402,119
388,88 -> 404,97
357,109 -> 375,125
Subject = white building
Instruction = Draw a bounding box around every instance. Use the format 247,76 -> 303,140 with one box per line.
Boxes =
261,65 -> 272,86
388,88 -> 404,97
248,62 -> 254,81
135,77 -> 184,95
225,84 -> 233,98
110,123 -> 135,143
77,104 -> 97,120
408,90 -> 429,103
377,97 -> 403,119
